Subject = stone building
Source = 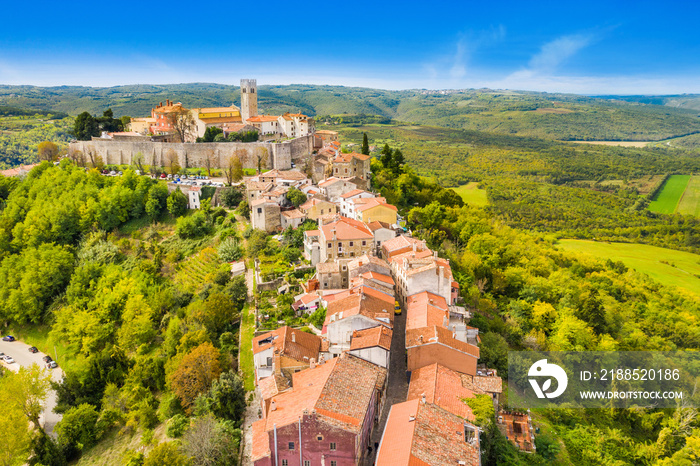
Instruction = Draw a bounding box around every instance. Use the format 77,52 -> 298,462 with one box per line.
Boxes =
251,199 -> 281,232
240,78 -> 258,122
252,326 -> 322,381
319,217 -> 374,262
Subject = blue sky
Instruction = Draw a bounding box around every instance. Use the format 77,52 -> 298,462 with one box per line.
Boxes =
1,0 -> 699,94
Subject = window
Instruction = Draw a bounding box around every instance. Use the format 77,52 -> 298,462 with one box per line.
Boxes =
338,242 -> 342,248
317,435 -> 324,441
331,461 -> 337,466
288,442 -> 295,450
330,443 -> 336,451
257,208 -> 262,214
362,241 -> 366,246
349,242 -> 354,246
266,357 -> 272,366
328,243 -> 332,248
304,462 -> 310,466
282,461 -> 287,466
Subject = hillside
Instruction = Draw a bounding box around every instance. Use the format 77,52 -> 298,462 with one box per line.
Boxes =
2,84 -> 700,141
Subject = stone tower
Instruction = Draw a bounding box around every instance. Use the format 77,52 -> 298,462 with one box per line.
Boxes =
240,79 -> 258,122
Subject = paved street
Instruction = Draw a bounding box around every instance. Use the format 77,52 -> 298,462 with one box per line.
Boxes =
365,309 -> 409,465
0,338 -> 64,436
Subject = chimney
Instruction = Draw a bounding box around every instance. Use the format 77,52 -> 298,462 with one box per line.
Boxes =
421,393 -> 426,404
310,358 -> 316,369
433,250 -> 438,258
409,415 -> 416,422
443,315 -> 448,327
270,400 -> 277,411
413,242 -> 417,252
419,335 -> 423,343
332,228 -> 337,240
292,332 -> 296,343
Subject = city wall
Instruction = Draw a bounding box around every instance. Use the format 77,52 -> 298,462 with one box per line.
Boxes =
68,134 -> 315,171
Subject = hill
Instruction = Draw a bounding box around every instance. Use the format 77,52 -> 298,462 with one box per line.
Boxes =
2,84 -> 700,141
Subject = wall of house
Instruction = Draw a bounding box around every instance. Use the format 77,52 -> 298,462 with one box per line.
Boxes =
320,236 -> 373,262
69,134 -> 314,171
326,316 -> 381,354
349,347 -> 390,368
360,206 -> 397,226
254,347 -> 274,380
407,343 -> 478,375
303,202 -> 338,221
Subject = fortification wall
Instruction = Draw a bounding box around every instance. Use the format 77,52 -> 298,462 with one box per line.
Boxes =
68,134 -> 314,171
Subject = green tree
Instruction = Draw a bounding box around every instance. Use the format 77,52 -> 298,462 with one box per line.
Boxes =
37,141 -> 60,162
146,183 -> 170,221
478,332 -> 509,374
202,127 -> 223,143
3,365 -> 52,427
74,112 -> 99,141
220,188 -> 243,209
194,371 -> 246,422
361,133 -> 370,155
55,403 -> 100,454
380,143 -> 393,168
176,211 -> 213,239
218,237 -> 243,262
167,188 -> 188,217
0,374 -> 32,466
144,442 -> 191,466
286,186 -> 307,207
29,431 -> 67,466
181,414 -> 240,466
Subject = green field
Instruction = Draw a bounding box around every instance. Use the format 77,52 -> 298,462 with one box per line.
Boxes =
557,239 -> 700,296
676,175 -> 700,216
451,182 -> 489,206
648,175 -> 691,214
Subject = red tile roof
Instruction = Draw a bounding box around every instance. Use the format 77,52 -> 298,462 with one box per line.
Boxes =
246,115 -> 280,122
350,326 -> 393,351
381,235 -> 426,254
405,326 -> 480,358
406,291 -> 449,330
340,188 -> 371,199
320,216 -> 373,241
360,271 -> 395,286
252,326 -> 321,363
324,288 -> 394,327
407,363 -> 476,421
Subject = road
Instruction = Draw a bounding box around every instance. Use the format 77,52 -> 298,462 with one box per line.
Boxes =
0,338 -> 64,436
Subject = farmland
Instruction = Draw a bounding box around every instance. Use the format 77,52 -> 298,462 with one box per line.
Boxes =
451,182 -> 489,206
557,239 -> 700,296
648,174 -> 691,214
676,175 -> 700,216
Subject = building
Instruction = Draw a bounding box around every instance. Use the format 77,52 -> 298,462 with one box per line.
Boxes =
251,354 -> 387,466
299,198 -> 338,221
259,169 -> 309,187
188,186 -> 201,209
246,180 -> 275,202
240,78 -> 258,122
277,113 -> 315,139
405,325 -> 480,374
339,190 -> 375,217
252,326 -> 322,381
376,398 -> 480,466
367,221 -> 395,255
381,236 -> 428,261
349,326 -> 392,369
347,254 -> 392,282
352,198 -> 398,225
319,217 -> 374,262
251,199 -> 281,232
246,115 -> 281,136
331,152 -> 371,181
316,261 -> 342,290
303,230 -> 321,266
499,411 -> 535,452
281,209 -> 307,229
350,271 -> 395,296
149,99 -> 186,136
315,129 -> 339,143
292,292 -> 322,314
190,105 -> 243,139
128,117 -> 156,134
391,249 -> 456,306
318,177 -> 359,203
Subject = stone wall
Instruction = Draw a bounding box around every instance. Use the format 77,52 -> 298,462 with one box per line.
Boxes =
68,134 -> 315,171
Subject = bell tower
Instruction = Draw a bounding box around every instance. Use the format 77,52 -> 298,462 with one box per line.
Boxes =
240,78 -> 258,122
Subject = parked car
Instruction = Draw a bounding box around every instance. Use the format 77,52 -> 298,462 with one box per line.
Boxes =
3,355 -> 14,364
109,170 -> 117,176
46,361 -> 58,369
159,173 -> 167,179
0,352 -> 5,357
394,301 -> 401,315
28,346 -> 38,353
2,335 -> 15,342
42,355 -> 53,363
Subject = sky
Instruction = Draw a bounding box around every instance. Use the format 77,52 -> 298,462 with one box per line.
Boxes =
1,0 -> 699,94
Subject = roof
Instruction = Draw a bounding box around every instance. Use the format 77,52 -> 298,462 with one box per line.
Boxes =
195,106 -> 240,113
304,229 -> 320,237
246,180 -> 274,191
282,209 -> 306,219
252,326 -> 321,363
407,363 -> 476,420
340,188 -> 371,199
324,288 -> 394,327
405,326 -> 480,358
350,326 -> 393,351
259,354 -> 386,435
251,419 -> 271,461
197,116 -> 243,124
250,198 -> 269,207
367,220 -> 393,231
360,271 -> 395,286
320,217 -> 373,241
262,169 -> 308,181
381,235 -> 426,253
315,130 -> 338,135
318,176 -> 346,187
376,399 -> 480,466
406,291 -> 449,330
280,112 -> 309,120
258,373 -> 290,401
333,152 -> 371,163
299,198 -> 335,211
246,115 -> 280,122
355,198 -> 398,213
348,254 -> 391,273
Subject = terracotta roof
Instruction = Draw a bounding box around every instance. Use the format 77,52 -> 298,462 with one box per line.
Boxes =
196,106 -> 240,113
281,112 -> 308,120
304,229 -> 320,237
324,288 -> 394,327
246,115 -> 280,122
259,372 -> 290,401
315,130 -> 338,135
320,217 -> 373,241
382,235 -> 425,253
299,198 -> 335,211
360,271 -> 395,286
340,188 -> 371,199
348,254 -> 391,273
407,363 -> 476,421
153,103 -> 186,114
463,372 -> 503,394
376,399 -> 480,466
350,326 -> 393,351
318,177 -> 345,187
334,152 -> 371,163
252,326 -> 321,363
281,209 -> 306,219
405,326 -> 480,358
262,169 -> 308,181
367,220 -> 392,231
221,123 -> 248,132
250,198 -> 268,207
251,419 -> 271,461
246,180 -> 273,191
357,284 -> 394,304
355,198 -> 398,213
406,291 -> 449,330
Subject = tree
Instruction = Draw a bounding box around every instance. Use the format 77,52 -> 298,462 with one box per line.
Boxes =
120,115 -> 132,130
29,430 -> 67,466
220,188 -> 243,208
361,133 -> 370,155
74,112 -> 99,141
0,373 -> 32,466
194,371 -> 246,422
55,403 -> 100,454
203,149 -> 215,176
144,442 -> 191,466
478,332 -> 509,374
168,188 -> 188,217
286,186 -> 307,207
146,183 -> 170,221
380,143 -> 393,168
181,414 -> 240,466
176,211 -> 213,239
2,365 -> 52,427
132,151 -> 146,174
218,237 -> 244,262
97,109 -> 122,133
168,107 -> 195,143
37,141 -> 60,162
255,147 -> 269,174
169,343 -> 222,413
223,153 -> 244,185
166,150 -> 182,175
202,127 -> 223,143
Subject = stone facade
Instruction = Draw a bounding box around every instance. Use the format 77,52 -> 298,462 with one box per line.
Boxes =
68,134 -> 315,171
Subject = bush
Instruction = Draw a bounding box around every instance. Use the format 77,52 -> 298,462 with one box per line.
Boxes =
55,403 -> 100,455
167,414 -> 190,438
167,189 -> 188,217
218,237 -> 244,262
176,212 -> 212,239
220,188 -> 243,209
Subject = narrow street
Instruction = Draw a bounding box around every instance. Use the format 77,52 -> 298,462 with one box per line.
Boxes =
365,308 -> 408,465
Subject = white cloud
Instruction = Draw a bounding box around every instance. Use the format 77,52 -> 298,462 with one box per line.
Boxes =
528,34 -> 594,72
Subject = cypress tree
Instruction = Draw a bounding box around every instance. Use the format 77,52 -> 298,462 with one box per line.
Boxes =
361,133 -> 370,155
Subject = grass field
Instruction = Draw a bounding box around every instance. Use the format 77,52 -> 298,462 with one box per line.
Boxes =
451,182 -> 489,206
648,175 -> 691,214
676,175 -> 700,216
567,140 -> 650,147
557,239 -> 700,296
239,303 -> 256,392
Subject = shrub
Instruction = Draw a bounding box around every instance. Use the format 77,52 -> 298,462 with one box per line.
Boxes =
166,414 -> 190,438
176,212 -> 212,239
218,237 -> 244,262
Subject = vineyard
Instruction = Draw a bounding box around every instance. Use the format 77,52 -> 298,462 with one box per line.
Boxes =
174,247 -> 223,292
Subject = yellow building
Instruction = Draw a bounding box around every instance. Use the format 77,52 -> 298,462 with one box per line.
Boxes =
299,198 -> 338,221
191,106 -> 243,140
354,199 -> 398,225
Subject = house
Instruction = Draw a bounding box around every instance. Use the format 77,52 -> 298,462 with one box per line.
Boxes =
299,198 -> 338,221
323,288 -> 394,355
316,261 -> 342,290
347,254 -> 392,282
259,169 -> 309,187
292,292 -> 322,314
221,123 -> 257,138
252,326 -> 322,381
251,199 -> 281,232
318,177 -> 359,202
330,152 -> 371,181
303,230 -> 321,266
367,221 -> 395,255
375,399 -> 480,466
350,271 -> 395,297
149,100 -> 187,136
276,112 -> 315,138
408,291 -> 477,346
353,198 -> 398,225
319,217 -> 374,262
188,187 -> 201,209
391,249 -> 455,306
339,190 -> 375,217
315,129 -> 339,143
190,105 -> 243,139
251,353 -> 387,466
349,326 -> 392,369
381,236 -> 428,260
128,117 -> 156,134
246,115 -> 281,137
0,163 -> 40,178
405,325 -> 480,375
281,209 -> 307,229
246,180 -> 274,202
260,186 -> 289,206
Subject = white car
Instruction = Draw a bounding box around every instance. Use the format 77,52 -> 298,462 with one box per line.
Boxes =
3,355 -> 14,364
